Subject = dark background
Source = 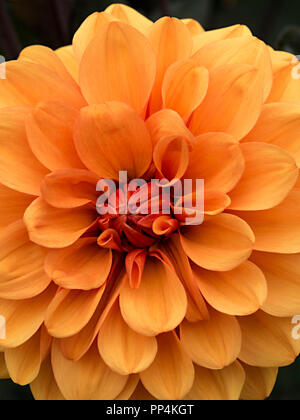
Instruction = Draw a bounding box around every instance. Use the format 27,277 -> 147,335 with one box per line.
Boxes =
0,0 -> 300,400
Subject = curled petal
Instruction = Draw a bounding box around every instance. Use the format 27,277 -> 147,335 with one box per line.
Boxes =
180,309 -> 242,369
74,102 -> 152,180
185,362 -> 245,400
180,213 -> 255,271
120,256 -> 187,336
140,332 -> 194,400
79,22 -> 156,114
105,3 -> 152,34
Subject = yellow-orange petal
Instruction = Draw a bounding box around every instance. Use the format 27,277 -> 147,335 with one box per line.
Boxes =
239,311 -> 300,367
192,24 -> 252,53
24,198 -> 96,248
115,375 -> 139,400
0,61 -> 86,109
45,239 -> 112,290
0,107 -> 48,195
188,64 -> 263,141
140,332 -> 194,400
98,302 -> 157,375
160,234 -> 209,321
193,261 -> 267,316
105,3 -> 152,34
243,103 -> 300,167
55,45 -> 79,82
232,189 -> 300,253
5,329 -> 41,385
185,362 -> 245,400
79,22 -> 156,114
30,357 -> 64,400
120,256 -> 187,336
26,101 -> 83,171
73,12 -> 115,61
193,37 -> 273,101
184,132 -> 245,193
0,283 -> 56,348
130,382 -> 156,400
180,309 -> 242,369
0,184 -> 34,229
148,17 -> 192,114
250,251 -> 300,317
240,364 -> 278,400
182,18 -> 204,36
19,45 -> 77,87
45,286 -> 105,338
267,50 -> 300,104
229,142 -> 298,211
52,340 -> 128,400
74,102 -> 152,180
41,169 -> 98,209
0,220 -> 50,300
180,213 -> 254,271
162,59 -> 209,122
153,135 -> 190,181
146,109 -> 194,147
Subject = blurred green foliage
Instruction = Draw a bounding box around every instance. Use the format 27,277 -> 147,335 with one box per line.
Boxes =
0,0 -> 300,401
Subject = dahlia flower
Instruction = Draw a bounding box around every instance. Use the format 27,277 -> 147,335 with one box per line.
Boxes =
0,3 -> 300,401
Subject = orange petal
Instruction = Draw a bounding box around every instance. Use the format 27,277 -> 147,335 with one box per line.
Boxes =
0,61 -> 85,109
73,12 -> 115,61
105,3 -> 152,34
60,259 -> 125,361
232,189 -> 300,253
55,45 -> 79,82
229,142 -> 298,210
115,375 -> 139,400
0,220 -> 51,300
193,37 -> 273,101
45,286 -> 105,338
193,261 -> 267,316
74,102 -> 152,180
148,17 -> 192,114
0,352 -> 9,379
153,135 -> 190,181
98,302 -> 157,375
239,311 -> 300,367
182,19 -> 204,36
185,361 -> 245,400
188,64 -> 263,141
45,238 -> 112,290
5,329 -> 41,385
0,107 -> 48,195
0,283 -> 56,348
240,364 -> 278,400
250,251 -> 300,317
204,190 -> 231,215
160,234 -> 209,321
267,50 -> 300,104
26,101 -> 83,171
120,256 -> 187,336
192,24 -> 252,53
24,198 -> 96,248
243,103 -> 300,167
79,22 -> 156,114
184,132 -> 245,193
180,309 -> 242,369
30,357 -> 64,400
0,184 -> 34,229
140,332 -> 194,400
162,59 -> 209,122
41,169 -> 99,209
146,109 -> 194,147
19,45 -> 77,87
130,382 -> 156,400
180,213 -> 254,271
52,340 -> 128,400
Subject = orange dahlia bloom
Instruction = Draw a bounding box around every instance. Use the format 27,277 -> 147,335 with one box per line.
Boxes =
1,3 -> 300,401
